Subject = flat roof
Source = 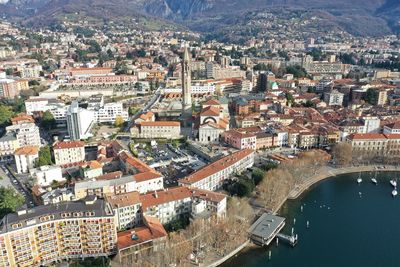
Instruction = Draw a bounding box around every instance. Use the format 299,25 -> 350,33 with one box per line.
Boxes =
248,213 -> 285,240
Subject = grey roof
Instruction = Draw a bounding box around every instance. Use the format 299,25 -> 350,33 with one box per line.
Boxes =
74,175 -> 135,191
0,132 -> 17,142
0,198 -> 114,234
248,213 -> 285,239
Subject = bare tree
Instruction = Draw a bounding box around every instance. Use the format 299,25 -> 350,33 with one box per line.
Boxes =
332,142 -> 353,166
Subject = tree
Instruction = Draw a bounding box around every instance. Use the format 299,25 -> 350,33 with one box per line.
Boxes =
285,92 -> 295,106
37,146 -> 53,167
252,168 -> 266,185
286,65 -> 307,78
363,88 -> 378,105
114,115 -> 124,128
41,111 -> 56,130
332,142 -> 353,166
0,186 -> 24,219
0,105 -> 14,129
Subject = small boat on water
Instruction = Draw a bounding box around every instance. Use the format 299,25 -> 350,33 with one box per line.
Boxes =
357,173 -> 362,184
390,179 -> 397,187
392,189 -> 398,197
371,178 -> 378,184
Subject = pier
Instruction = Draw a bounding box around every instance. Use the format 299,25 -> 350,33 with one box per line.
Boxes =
276,233 -> 298,247
248,213 -> 286,246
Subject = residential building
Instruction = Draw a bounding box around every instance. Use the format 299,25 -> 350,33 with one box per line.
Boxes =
383,122 -> 400,134
14,146 -> 39,174
93,102 -> 129,123
5,122 -> 41,148
0,132 -> 19,156
179,149 -> 255,191
132,121 -> 181,139
66,101 -> 95,140
324,90 -> 344,106
0,78 -> 29,98
106,192 -> 142,231
117,216 -> 167,264
348,133 -> 400,157
79,160 -> 103,179
0,197 -> 117,267
223,129 -> 257,150
53,141 -> 85,165
30,165 -> 64,187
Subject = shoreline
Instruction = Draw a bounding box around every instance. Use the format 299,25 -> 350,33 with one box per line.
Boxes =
212,165 -> 400,267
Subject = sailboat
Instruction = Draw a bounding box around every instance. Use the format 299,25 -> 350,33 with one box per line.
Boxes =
390,179 -> 397,188
371,171 -> 377,185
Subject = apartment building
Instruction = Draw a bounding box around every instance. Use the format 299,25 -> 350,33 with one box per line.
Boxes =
14,146 -> 39,174
348,133 -> 400,157
0,197 -> 117,267
53,141 -> 85,165
179,149 -> 255,191
93,102 -> 129,123
5,122 -> 41,148
0,133 -> 19,156
106,192 -> 142,231
30,165 -> 64,187
140,186 -> 227,224
132,121 -> 181,139
66,101 -> 95,140
223,129 -> 257,150
0,78 -> 29,98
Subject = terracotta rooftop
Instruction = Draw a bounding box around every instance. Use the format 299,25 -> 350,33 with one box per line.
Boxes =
11,114 -> 34,125
96,171 -> 123,181
140,187 -> 192,211
203,99 -> 221,106
180,149 -> 254,185
119,151 -> 153,173
134,171 -> 162,183
117,216 -> 167,250
15,145 -> 39,156
53,141 -> 85,149
106,191 -> 141,209
200,106 -> 220,117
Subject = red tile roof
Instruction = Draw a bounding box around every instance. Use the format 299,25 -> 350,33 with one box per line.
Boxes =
140,187 -> 192,211
134,171 -> 162,183
15,145 -> 39,156
140,121 -> 180,127
180,149 -> 254,185
53,141 -> 85,149
117,216 -> 167,250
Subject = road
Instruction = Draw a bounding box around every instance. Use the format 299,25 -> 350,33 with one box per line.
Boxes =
0,164 -> 34,207
124,88 -> 162,132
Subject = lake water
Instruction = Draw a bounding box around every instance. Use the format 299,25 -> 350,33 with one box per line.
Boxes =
222,171 -> 400,267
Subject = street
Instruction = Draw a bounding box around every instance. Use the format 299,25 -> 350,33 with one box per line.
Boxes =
0,164 -> 34,207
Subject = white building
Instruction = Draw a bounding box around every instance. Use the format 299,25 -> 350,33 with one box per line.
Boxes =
132,121 -> 181,139
30,165 -> 65,187
5,122 -> 41,148
106,192 -> 142,231
362,116 -> 381,133
25,97 -> 67,120
53,141 -> 86,165
179,149 -> 255,191
94,102 -> 129,123
324,90 -> 344,106
140,186 -> 227,224
66,101 -> 95,140
14,146 -> 39,174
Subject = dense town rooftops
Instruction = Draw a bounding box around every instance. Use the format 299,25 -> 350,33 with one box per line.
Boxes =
0,197 -> 113,234
180,149 -> 254,185
53,140 -> 85,149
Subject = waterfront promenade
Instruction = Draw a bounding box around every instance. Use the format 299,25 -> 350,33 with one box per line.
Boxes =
288,164 -> 400,200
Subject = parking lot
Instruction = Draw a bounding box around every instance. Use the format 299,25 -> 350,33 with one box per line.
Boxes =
132,141 -> 208,187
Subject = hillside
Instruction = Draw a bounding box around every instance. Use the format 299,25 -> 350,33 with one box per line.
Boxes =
0,0 -> 399,37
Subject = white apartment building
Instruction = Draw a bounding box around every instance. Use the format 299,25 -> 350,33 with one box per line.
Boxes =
14,146 -> 39,174
132,121 -> 181,139
53,141 -> 85,165
140,186 -> 227,224
179,149 -> 255,191
383,122 -> 400,134
66,101 -> 95,140
94,102 -> 129,123
134,171 -> 164,194
30,165 -> 65,187
106,192 -> 142,231
5,122 -> 41,148
324,90 -> 344,106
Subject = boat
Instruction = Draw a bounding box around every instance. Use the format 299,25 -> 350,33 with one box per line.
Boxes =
390,179 -> 397,187
371,172 -> 378,185
392,189 -> 398,197
357,173 -> 362,184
